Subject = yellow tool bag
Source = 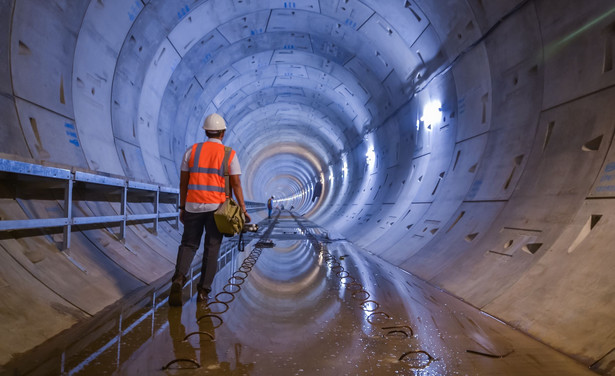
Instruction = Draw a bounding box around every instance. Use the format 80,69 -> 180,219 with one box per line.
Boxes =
214,146 -> 245,236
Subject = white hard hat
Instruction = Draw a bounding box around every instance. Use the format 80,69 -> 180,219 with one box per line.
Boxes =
203,113 -> 226,131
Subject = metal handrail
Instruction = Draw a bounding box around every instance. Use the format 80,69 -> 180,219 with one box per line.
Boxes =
0,158 -> 180,249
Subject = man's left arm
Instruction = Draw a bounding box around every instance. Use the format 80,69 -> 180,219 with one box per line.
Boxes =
229,174 -> 251,223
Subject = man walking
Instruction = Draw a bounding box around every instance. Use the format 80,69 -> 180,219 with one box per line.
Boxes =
169,113 -> 251,306
267,196 -> 274,219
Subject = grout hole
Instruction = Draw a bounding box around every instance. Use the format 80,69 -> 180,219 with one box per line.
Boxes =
453,150 -> 461,171
446,211 -> 465,233
543,121 -> 555,151
18,40 -> 31,55
568,214 -> 602,254
582,135 -> 603,152
522,243 -> 543,254
481,93 -> 489,124
590,214 -> 602,229
60,75 -> 65,104
404,1 -> 422,22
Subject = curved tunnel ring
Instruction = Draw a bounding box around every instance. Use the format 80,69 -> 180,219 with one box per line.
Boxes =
228,276 -> 245,285
223,283 -> 241,294
205,301 -> 229,314
196,314 -> 224,329
331,266 -> 344,273
360,300 -> 380,312
383,325 -> 414,338
340,275 -> 356,285
367,312 -> 392,325
242,259 -> 257,267
232,271 -> 249,279
183,331 -> 214,341
215,291 -> 236,304
398,350 -> 435,369
351,290 -> 371,301
161,358 -> 200,370
346,282 -> 364,291
336,270 -> 350,278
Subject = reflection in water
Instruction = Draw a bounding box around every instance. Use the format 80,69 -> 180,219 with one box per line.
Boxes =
49,214 -> 593,375
165,306 -> 198,370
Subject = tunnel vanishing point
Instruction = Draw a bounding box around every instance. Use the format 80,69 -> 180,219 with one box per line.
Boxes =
1,0 -> 615,374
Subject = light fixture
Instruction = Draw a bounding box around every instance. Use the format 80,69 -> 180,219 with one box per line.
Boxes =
420,100 -> 442,128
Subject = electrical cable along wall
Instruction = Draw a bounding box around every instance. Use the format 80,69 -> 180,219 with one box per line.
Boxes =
0,0 -> 614,372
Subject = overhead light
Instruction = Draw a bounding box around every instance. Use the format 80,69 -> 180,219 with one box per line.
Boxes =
420,100 -> 442,127
366,145 -> 376,165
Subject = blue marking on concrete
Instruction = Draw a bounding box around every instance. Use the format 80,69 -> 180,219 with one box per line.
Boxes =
605,162 -> 615,172
64,122 -> 75,129
202,52 -> 213,64
128,0 -> 143,22
69,139 -> 80,147
467,179 -> 482,199
66,131 -> 78,138
177,5 -> 190,20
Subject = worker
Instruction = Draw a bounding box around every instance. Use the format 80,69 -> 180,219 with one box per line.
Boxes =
169,113 -> 251,306
312,180 -> 322,202
267,196 -> 274,219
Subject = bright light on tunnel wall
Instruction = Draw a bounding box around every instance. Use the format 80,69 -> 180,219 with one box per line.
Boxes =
365,144 -> 376,166
420,100 -> 442,128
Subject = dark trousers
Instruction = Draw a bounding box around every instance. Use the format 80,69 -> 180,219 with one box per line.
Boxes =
172,210 -> 223,291
268,207 -> 272,218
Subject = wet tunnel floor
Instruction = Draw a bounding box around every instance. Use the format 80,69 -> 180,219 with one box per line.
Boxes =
31,213 -> 595,375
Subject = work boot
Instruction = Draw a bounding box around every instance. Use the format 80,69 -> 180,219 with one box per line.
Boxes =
168,277 -> 185,307
197,288 -> 211,303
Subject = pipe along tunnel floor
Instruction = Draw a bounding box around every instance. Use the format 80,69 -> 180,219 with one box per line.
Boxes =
13,212 -> 595,375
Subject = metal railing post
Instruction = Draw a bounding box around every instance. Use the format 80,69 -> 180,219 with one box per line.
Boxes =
62,177 -> 73,250
120,183 -> 127,241
154,188 -> 159,234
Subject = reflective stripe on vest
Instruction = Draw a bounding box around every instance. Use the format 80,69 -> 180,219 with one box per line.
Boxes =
186,142 -> 235,204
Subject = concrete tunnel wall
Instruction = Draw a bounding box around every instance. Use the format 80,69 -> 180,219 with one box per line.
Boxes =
1,0 -> 614,370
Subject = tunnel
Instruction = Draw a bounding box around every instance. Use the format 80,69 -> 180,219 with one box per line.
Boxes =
1,0 -> 615,374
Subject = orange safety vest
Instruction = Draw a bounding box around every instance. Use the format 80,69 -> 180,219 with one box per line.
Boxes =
186,142 -> 235,204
